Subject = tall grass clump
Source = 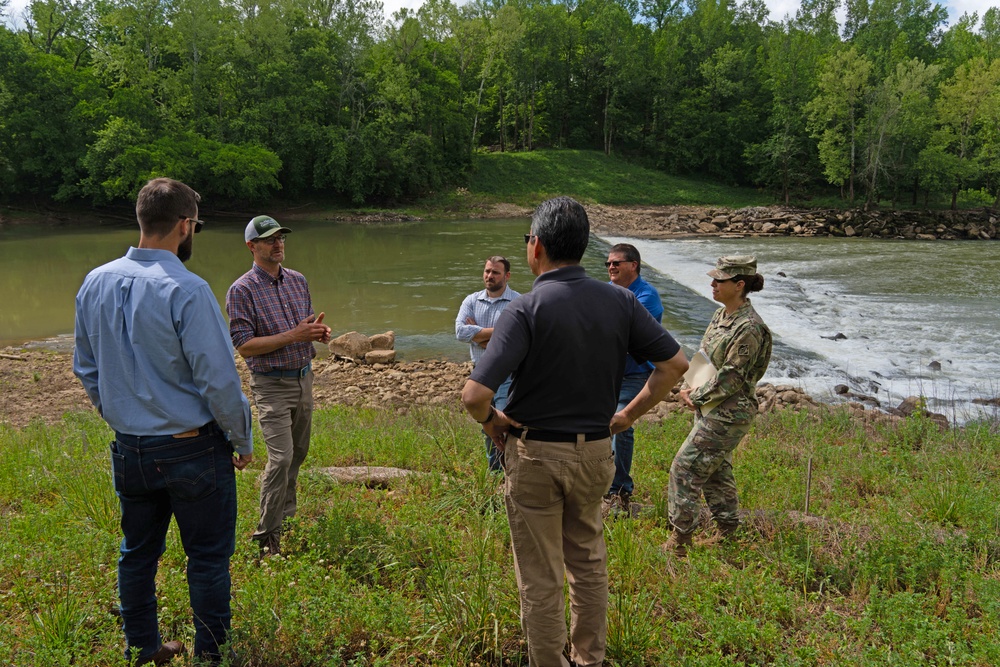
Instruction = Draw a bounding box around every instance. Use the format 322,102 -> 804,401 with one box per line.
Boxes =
3,403 -> 1000,665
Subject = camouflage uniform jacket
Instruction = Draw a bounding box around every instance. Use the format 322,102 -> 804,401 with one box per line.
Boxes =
689,299 -> 772,424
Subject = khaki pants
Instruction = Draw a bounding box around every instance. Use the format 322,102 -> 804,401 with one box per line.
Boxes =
504,435 -> 615,667
250,371 -> 314,540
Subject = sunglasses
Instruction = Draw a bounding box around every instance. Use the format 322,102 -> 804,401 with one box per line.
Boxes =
181,216 -> 205,233
524,234 -> 535,244
604,260 -> 634,268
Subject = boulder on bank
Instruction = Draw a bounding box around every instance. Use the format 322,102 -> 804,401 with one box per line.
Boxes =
587,205 -> 998,242
329,331 -> 397,364
313,465 -> 422,488
894,396 -> 949,429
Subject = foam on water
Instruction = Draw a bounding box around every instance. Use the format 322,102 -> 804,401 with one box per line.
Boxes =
599,235 -> 1000,423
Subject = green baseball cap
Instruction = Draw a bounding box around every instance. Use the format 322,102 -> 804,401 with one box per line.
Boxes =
708,255 -> 757,280
245,215 -> 292,242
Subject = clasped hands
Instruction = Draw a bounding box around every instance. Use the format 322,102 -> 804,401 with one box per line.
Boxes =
290,312 -> 331,344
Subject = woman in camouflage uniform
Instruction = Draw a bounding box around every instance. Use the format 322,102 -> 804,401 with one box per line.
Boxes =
664,255 -> 772,557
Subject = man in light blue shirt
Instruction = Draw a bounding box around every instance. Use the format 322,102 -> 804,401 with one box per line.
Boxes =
604,243 -> 664,516
455,255 -> 520,471
74,177 -> 252,667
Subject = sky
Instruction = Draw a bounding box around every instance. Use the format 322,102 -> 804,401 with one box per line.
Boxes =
2,0 -> 996,35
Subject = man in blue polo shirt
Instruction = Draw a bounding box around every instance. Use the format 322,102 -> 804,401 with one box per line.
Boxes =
604,243 -> 665,516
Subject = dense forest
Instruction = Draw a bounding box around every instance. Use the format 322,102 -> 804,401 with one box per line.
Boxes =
0,0 -> 998,207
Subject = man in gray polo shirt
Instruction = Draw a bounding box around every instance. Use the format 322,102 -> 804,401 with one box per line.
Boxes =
461,197 -> 688,667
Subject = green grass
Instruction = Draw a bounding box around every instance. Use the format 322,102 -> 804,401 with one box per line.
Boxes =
2,405 -> 1000,665
429,149 -> 774,210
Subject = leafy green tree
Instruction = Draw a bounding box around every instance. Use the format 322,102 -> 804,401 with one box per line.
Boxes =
937,12 -> 986,74
807,46 -> 873,202
746,2 -> 835,202
474,3 -> 523,152
81,119 -> 282,202
24,0 -> 91,62
857,58 -> 940,206
984,8 -> 1000,62
0,36 -> 103,198
919,57 -> 1000,208
575,0 -> 648,155
0,27 -> 17,194
844,0 -> 947,78
648,0 -> 769,182
747,0 -> 839,202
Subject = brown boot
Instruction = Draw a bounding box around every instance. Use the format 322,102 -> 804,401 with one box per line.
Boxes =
135,641 -> 185,666
661,530 -> 693,558
257,532 -> 281,559
717,521 -> 741,542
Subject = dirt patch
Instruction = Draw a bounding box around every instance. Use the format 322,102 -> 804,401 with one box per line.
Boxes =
0,347 -> 830,430
0,347 -> 475,428
0,349 -> 95,427
0,347 -> 689,428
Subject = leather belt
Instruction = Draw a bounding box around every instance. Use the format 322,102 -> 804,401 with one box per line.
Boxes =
172,422 -> 219,439
254,362 -> 311,378
508,426 -> 611,443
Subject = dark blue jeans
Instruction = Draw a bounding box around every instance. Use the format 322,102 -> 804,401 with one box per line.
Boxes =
609,371 -> 651,496
111,427 -> 237,662
484,376 -> 512,472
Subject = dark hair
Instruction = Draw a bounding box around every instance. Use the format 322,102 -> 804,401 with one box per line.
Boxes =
136,177 -> 201,237
530,196 -> 590,263
609,243 -> 641,273
734,273 -> 765,297
486,255 -> 510,273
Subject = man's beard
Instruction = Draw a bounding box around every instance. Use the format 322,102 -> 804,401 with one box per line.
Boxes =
177,229 -> 194,263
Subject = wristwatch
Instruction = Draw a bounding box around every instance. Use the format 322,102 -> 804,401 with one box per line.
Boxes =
478,407 -> 496,424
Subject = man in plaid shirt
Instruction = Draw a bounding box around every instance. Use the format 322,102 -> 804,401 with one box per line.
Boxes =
226,215 -> 331,558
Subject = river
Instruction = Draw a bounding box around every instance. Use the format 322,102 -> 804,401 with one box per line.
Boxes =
1,217 -> 996,423
603,234 -> 1000,424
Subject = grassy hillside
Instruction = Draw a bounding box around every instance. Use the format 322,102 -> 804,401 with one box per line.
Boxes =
429,149 -> 775,210
3,406 -> 1000,666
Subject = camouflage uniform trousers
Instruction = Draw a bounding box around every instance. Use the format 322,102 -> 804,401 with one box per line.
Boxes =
668,416 -> 751,535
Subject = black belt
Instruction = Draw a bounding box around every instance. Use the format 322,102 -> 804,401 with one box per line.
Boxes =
254,362 -> 311,378
508,426 -> 611,443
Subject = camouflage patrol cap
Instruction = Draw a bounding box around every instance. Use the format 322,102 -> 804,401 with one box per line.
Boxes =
708,255 -> 757,280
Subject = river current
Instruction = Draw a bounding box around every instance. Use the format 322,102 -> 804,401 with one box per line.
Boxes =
601,235 -> 1000,424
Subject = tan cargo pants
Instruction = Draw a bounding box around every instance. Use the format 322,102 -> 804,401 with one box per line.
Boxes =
504,434 -> 615,667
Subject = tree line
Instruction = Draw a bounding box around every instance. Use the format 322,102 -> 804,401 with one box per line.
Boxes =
0,0 -> 998,208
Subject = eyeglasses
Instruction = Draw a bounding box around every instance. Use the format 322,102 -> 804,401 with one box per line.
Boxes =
524,234 -> 536,244
604,260 -> 634,268
181,216 -> 205,233
256,235 -> 286,245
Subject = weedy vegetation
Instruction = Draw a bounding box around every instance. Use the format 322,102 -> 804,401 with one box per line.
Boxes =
2,404 -> 999,666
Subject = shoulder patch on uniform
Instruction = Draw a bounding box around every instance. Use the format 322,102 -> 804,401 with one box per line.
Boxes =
738,344 -> 750,356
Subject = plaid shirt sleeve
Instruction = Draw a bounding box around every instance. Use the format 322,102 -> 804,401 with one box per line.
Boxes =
225,277 -> 257,351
